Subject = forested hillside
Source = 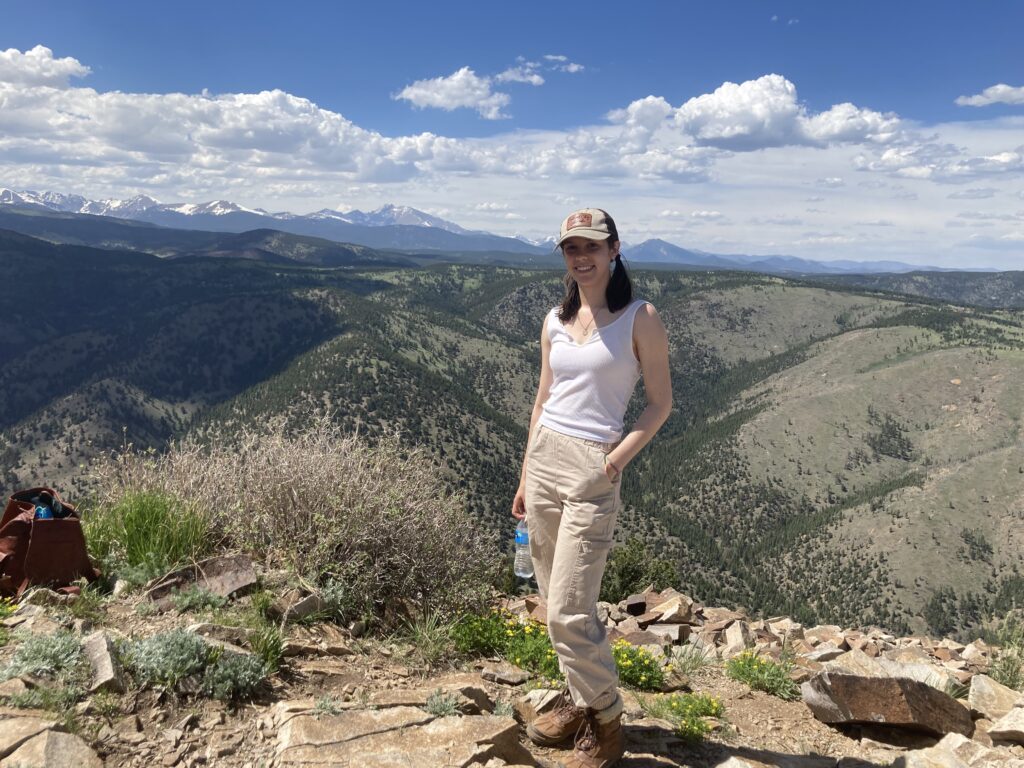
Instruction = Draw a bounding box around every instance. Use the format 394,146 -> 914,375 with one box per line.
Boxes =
4,228 -> 1024,638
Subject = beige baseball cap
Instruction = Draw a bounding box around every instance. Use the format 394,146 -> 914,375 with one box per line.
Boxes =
556,208 -> 612,246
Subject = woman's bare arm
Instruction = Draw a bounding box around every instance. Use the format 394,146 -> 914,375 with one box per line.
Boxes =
512,314 -> 553,519
605,303 -> 672,476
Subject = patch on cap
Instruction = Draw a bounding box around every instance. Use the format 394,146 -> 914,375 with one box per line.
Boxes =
566,212 -> 593,230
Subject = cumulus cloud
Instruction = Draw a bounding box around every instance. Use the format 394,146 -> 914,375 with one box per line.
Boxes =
817,177 -> 845,188
691,210 -> 725,220
0,45 -> 90,87
956,84 -> 1024,107
395,67 -> 510,119
673,74 -> 902,151
495,60 -> 544,86
854,143 -> 1024,182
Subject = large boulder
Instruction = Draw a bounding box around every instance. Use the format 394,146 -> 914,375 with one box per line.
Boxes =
802,670 -> 973,737
5,730 -> 103,767
276,707 -> 532,767
968,675 -> 1022,721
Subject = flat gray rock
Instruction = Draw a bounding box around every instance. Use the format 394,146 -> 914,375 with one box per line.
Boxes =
5,729 -> 104,767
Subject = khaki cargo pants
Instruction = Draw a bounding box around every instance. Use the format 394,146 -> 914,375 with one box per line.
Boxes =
525,424 -> 620,710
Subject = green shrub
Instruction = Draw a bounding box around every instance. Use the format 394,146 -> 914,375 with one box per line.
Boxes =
83,490 -> 210,584
724,650 -> 800,700
399,613 -> 455,667
991,618 -> 1024,690
640,691 -> 724,742
250,625 -> 284,673
124,630 -> 209,689
423,688 -> 463,717
1,631 -> 90,715
90,416 -> 500,627
451,611 -> 561,680
124,629 -> 268,701
600,538 -> 679,604
611,639 -> 665,691
314,695 -> 344,717
202,652 -> 266,701
171,586 -> 228,613
3,631 -> 86,681
665,642 -> 716,677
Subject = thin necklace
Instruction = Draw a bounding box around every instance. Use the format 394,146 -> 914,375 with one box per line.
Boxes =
578,307 -> 602,338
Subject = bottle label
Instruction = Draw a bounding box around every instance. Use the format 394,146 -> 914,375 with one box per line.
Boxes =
515,531 -> 529,545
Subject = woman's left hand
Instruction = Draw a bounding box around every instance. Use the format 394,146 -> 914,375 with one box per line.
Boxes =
604,457 -> 622,483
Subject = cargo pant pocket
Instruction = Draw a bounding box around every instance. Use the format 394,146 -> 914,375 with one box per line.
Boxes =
564,536 -> 614,615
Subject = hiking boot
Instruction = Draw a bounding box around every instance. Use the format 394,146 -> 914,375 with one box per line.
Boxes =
525,689 -> 586,747
558,712 -> 625,768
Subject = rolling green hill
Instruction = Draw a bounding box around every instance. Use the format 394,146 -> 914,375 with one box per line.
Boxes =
4,228 -> 1024,638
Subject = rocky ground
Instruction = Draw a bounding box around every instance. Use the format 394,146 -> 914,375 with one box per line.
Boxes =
2,556 -> 1024,767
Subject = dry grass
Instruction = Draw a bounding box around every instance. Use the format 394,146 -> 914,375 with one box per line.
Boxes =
89,414 -> 500,625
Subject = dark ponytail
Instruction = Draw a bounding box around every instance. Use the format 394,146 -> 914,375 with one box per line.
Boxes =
558,209 -> 633,323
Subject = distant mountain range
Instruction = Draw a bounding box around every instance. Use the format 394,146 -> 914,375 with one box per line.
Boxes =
0,187 -> 992,275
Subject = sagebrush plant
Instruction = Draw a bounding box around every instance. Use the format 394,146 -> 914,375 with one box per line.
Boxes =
171,585 -> 228,613
123,629 -> 268,700
90,415 -> 500,626
82,490 -> 210,585
1,631 -> 90,715
423,688 -> 464,717
314,695 -> 344,717
725,650 -> 800,700
640,692 -> 724,742
612,639 -> 665,691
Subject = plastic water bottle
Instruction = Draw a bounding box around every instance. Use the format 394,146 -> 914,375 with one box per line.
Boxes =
33,505 -> 53,520
514,519 -> 534,579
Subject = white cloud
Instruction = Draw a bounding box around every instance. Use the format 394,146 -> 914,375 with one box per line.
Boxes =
495,62 -> 544,86
543,54 -> 584,73
691,210 -> 725,220
395,67 -> 510,119
787,18 -> 799,25
659,209 -> 686,217
751,215 -> 803,225
475,202 -> 509,211
0,45 -> 90,87
673,74 -> 901,150
956,84 -> 1024,107
857,219 -> 895,227
947,187 -> 997,199
817,177 -> 845,188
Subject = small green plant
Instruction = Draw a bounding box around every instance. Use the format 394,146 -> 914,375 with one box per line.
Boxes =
124,629 -> 267,701
314,695 -> 344,717
451,611 -> 562,680
1,630 -> 90,717
66,582 -> 105,623
3,630 -> 86,681
171,585 -> 228,613
202,651 -> 267,701
91,690 -> 124,720
724,650 -> 800,700
83,491 -> 211,585
612,639 -> 665,691
665,643 -> 716,677
134,601 -> 159,617
492,697 -> 516,717
0,597 -> 16,621
399,612 -> 454,666
600,537 -> 680,603
990,617 -> 1024,691
124,630 -> 209,689
423,688 -> 463,717
640,691 -> 724,742
250,625 -> 284,673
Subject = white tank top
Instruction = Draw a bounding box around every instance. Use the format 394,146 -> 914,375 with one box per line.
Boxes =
538,299 -> 648,443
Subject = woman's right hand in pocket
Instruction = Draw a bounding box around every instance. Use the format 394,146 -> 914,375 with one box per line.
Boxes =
512,486 -> 526,520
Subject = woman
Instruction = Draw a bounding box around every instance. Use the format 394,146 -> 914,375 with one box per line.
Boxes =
512,208 -> 671,768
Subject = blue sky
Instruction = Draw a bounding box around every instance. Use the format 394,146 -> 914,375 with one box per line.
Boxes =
2,1 -> 1023,267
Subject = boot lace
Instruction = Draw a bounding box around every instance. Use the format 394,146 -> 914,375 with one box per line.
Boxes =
574,717 -> 597,753
554,690 -> 583,723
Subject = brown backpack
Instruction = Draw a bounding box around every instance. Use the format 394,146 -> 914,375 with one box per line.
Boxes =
0,488 -> 100,598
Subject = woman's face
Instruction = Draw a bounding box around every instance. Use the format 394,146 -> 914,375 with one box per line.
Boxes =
561,236 -> 619,287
